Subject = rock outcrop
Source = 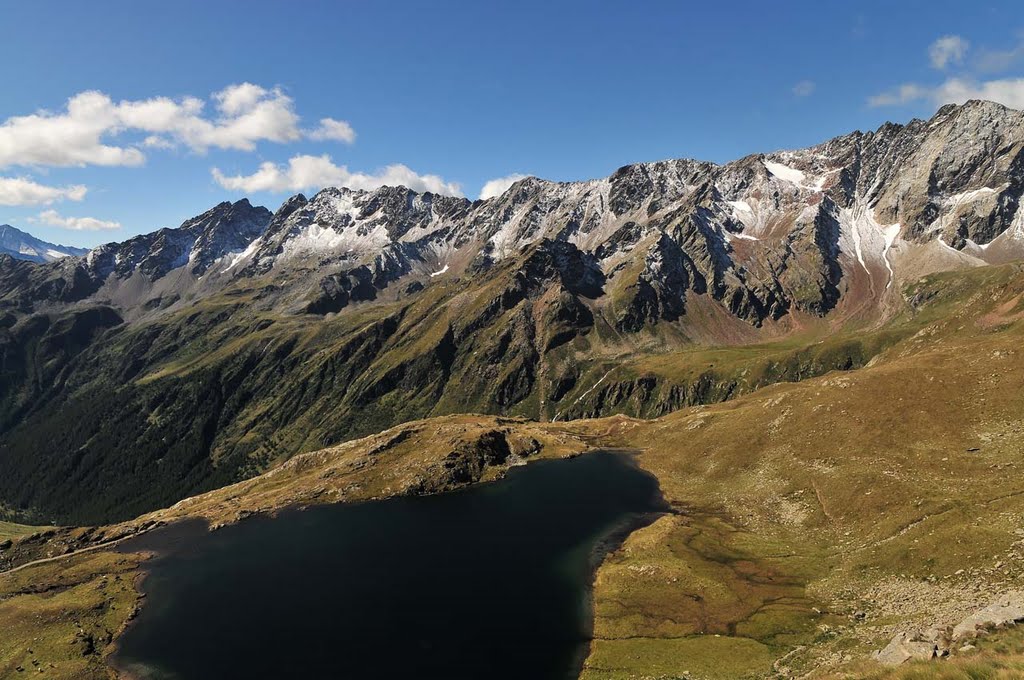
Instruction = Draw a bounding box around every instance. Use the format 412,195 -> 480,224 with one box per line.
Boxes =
873,592 -> 1024,665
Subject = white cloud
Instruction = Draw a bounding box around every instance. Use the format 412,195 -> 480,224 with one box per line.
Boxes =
212,154 -> 463,196
867,83 -> 930,107
308,118 -> 356,143
0,83 -> 345,169
791,80 -> 816,97
929,35 -> 969,70
868,77 -> 1024,110
142,135 -> 175,149
478,173 -> 530,200
933,77 -> 1024,109
0,177 -> 87,206
34,209 -> 120,231
116,83 -> 303,152
212,82 -> 268,116
0,91 -> 146,168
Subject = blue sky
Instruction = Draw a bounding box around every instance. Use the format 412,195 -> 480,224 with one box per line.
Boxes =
2,0 -> 1023,247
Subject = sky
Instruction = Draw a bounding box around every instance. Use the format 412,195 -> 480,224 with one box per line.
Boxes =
2,0 -> 1024,248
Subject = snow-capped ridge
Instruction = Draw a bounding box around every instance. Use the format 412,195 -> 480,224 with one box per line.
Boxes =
9,99 -> 1024,328
0,224 -> 88,264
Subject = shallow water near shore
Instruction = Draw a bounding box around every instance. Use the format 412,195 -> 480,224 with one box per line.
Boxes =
111,451 -> 665,680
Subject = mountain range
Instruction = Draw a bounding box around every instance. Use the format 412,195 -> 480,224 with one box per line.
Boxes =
9,100 -> 1024,324
2,99 -> 1024,524
0,224 -> 87,264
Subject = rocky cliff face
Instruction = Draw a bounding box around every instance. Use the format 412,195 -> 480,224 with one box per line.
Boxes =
202,99 -> 1024,328
80,198 -> 272,286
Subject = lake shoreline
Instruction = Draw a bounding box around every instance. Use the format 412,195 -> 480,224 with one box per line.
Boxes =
107,449 -> 667,680
573,449 -> 673,679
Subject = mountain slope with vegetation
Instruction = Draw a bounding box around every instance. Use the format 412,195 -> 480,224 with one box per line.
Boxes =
4,100 -> 1024,525
1,261 -> 1023,679
0,240 -> 906,525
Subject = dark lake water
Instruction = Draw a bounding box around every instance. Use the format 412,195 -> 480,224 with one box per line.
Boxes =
111,451 -> 665,680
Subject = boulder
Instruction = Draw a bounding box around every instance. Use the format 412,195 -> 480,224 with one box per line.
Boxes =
872,632 -> 937,665
952,592 -> 1024,640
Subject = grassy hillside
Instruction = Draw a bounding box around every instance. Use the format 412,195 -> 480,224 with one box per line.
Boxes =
0,521 -> 43,541
0,240 -> 896,526
581,263 -> 1024,678
1,263 -> 1024,679
0,550 -> 143,680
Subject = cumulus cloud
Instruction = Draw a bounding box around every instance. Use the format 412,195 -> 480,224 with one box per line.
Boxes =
929,35 -> 969,69
933,77 -> 1024,109
869,77 -> 1024,110
307,118 -> 356,143
34,209 -> 120,231
211,154 -> 463,196
0,83 -> 351,169
0,91 -> 147,168
0,177 -> 87,206
110,83 -> 303,152
791,80 -> 816,97
213,82 -> 268,116
867,83 -> 930,107
478,173 -> 530,200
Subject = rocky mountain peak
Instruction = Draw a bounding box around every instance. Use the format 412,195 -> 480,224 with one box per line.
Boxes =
185,199 -> 273,276
0,225 -> 87,264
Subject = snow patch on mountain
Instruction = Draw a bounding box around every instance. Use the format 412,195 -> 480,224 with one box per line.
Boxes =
224,238 -> 262,271
727,200 -> 755,221
944,186 -> 999,205
284,222 -> 388,258
764,161 -> 807,186
881,224 -> 901,289
764,159 -> 835,193
839,204 -> 902,291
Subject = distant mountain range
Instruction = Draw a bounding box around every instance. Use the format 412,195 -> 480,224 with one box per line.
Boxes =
0,224 -> 87,263
3,99 -> 1024,524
